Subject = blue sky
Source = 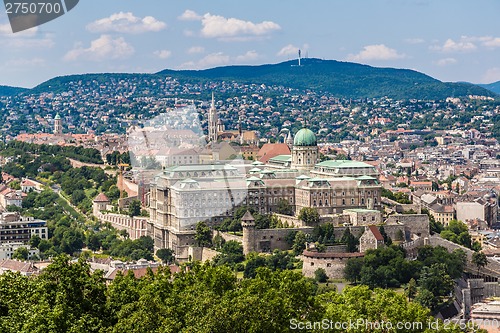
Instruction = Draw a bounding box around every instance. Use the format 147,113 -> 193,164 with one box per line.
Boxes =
1,0 -> 500,87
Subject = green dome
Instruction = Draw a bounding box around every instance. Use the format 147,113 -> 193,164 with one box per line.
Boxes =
293,128 -> 317,146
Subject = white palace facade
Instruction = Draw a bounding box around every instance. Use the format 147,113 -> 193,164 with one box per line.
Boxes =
148,126 -> 382,259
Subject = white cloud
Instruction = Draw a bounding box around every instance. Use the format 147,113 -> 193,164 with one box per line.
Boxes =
404,38 -> 425,44
180,51 -> 259,69
277,44 -> 309,57
347,44 -> 406,62
178,10 -> 202,21
235,50 -> 259,63
482,67 -> 500,83
478,36 -> 500,48
64,35 -> 135,62
3,36 -> 54,48
153,50 -> 172,59
431,36 -> 500,52
187,46 -> 205,54
0,24 -> 54,48
197,52 -> 231,67
87,12 -> 166,34
431,38 -> 477,52
277,44 -> 299,57
199,13 -> 280,40
0,23 -> 37,36
3,57 -> 45,68
434,57 -> 457,66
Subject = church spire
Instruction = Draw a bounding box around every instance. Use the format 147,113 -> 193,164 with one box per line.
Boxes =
286,129 -> 293,149
208,92 -> 218,143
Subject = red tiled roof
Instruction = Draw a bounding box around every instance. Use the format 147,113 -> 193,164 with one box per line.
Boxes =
106,267 -> 159,280
302,250 -> 365,258
257,143 -> 291,163
93,193 -> 110,202
106,265 -> 180,280
0,259 -> 37,273
368,225 -> 384,241
21,179 -> 37,187
411,181 -> 432,186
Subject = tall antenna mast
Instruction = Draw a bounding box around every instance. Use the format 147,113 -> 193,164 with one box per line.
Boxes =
298,49 -> 302,66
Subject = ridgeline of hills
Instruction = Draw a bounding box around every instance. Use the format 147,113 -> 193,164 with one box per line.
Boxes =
14,58 -> 500,100
157,59 -> 496,100
479,81 -> 500,95
0,85 -> 28,97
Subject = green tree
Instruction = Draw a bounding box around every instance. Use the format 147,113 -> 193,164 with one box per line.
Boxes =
378,226 -> 392,245
71,189 -> 86,205
319,285 -> 462,332
298,207 -> 320,226
314,268 -> 328,283
292,231 -> 307,256
128,200 -> 141,217
87,233 -> 101,252
440,219 -> 473,249
341,229 -> 358,253
405,278 -> 417,301
194,221 -> 212,248
418,263 -> 454,297
472,252 -> 488,274
212,233 -> 226,249
243,254 -> 267,278
12,247 -> 29,260
156,248 -> 175,264
29,234 -> 41,248
276,198 -> 293,216
414,288 -> 438,312
344,257 -> 364,284
214,241 -> 245,268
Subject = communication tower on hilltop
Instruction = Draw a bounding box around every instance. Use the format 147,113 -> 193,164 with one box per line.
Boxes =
298,49 -> 302,66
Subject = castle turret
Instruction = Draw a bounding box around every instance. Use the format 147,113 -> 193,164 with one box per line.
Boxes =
241,211 -> 256,255
92,193 -> 110,216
